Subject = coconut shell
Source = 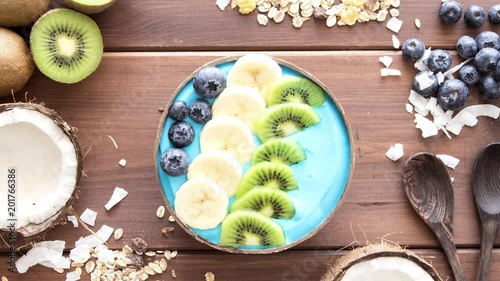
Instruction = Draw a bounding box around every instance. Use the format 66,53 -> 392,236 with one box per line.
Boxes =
0,0 -> 51,27
0,103 -> 83,239
0,28 -> 34,97
154,56 -> 355,254
321,243 -> 443,281
64,0 -> 117,14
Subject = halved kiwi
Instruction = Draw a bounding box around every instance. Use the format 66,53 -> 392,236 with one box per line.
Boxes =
252,138 -> 306,166
235,162 -> 297,198
30,8 -> 103,84
231,188 -> 295,219
220,210 -> 285,247
255,103 -> 320,143
266,76 -> 326,106
64,0 -> 117,14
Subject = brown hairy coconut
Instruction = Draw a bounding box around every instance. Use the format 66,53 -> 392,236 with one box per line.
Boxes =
322,243 -> 442,281
0,27 -> 34,97
0,0 -> 51,27
0,103 -> 83,239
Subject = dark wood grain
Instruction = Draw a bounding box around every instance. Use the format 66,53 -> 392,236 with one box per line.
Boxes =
472,142 -> 500,281
40,0 -> 500,51
1,249 -> 499,281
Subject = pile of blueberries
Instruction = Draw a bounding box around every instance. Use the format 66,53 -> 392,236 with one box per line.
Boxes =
160,66 -> 226,176
400,2 -> 499,111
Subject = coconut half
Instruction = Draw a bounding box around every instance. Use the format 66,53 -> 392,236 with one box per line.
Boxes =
0,103 -> 83,238
322,243 -> 442,281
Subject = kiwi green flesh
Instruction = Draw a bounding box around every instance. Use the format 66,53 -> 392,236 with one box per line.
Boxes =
266,76 -> 326,106
30,9 -> 103,84
255,103 -> 320,143
220,210 -> 286,247
252,138 -> 306,166
235,162 -> 297,199
231,188 -> 295,219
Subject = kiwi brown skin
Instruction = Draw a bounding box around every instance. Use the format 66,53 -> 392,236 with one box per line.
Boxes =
0,0 -> 51,27
0,27 -> 34,97
64,0 -> 117,14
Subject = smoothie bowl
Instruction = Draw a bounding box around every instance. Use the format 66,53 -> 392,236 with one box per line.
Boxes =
155,54 -> 354,254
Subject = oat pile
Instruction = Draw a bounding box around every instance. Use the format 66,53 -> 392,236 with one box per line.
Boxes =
220,0 -> 401,28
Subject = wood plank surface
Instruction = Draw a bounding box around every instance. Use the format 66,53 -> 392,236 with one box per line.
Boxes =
1,249 -> 499,281
43,0 -> 500,51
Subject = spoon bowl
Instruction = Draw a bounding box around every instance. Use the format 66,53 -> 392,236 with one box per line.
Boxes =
472,142 -> 500,281
403,152 -> 467,281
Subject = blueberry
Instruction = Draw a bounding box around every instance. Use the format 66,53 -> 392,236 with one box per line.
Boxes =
160,148 -> 190,176
427,49 -> 452,73
402,38 -> 426,61
439,1 -> 463,25
473,48 -> 500,73
489,4 -> 500,24
167,100 -> 189,121
458,65 -> 480,86
168,121 -> 195,148
412,71 -> 439,97
464,5 -> 486,28
189,99 -> 212,124
456,36 -> 478,59
495,61 -> 500,81
475,31 -> 500,50
438,79 -> 469,111
478,76 -> 500,100
193,66 -> 226,98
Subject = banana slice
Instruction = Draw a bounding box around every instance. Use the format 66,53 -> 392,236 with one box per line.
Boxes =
227,54 -> 283,99
174,178 -> 228,230
212,85 -> 266,132
187,151 -> 242,197
199,116 -> 256,164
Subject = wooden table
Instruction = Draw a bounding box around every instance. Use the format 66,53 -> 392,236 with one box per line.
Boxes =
1,0 -> 499,280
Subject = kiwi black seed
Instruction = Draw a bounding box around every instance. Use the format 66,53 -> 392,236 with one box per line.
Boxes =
252,138 -> 306,166
220,210 -> 286,247
235,162 -> 298,198
231,188 -> 295,219
30,8 -> 103,84
254,103 -> 320,143
266,76 -> 326,106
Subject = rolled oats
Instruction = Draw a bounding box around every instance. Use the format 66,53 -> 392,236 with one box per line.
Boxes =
258,13 -> 269,25
205,272 -> 216,281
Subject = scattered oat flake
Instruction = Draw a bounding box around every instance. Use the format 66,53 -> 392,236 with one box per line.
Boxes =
206,272 -> 216,281
105,187 -> 128,211
379,56 -> 393,68
119,159 -> 127,167
80,208 -> 97,226
216,0 -> 230,10
257,14 -> 269,25
386,143 -> 404,161
436,154 -> 460,169
2,277 -> 7,281
67,216 -> 78,228
114,228 -> 124,240
168,215 -> 175,222
415,18 -> 421,28
387,17 -> 403,33
156,205 -> 166,219
392,34 -> 400,49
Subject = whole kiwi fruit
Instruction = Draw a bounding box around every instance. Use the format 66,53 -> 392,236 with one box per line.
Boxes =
0,0 -> 51,27
0,27 -> 34,97
64,0 -> 117,14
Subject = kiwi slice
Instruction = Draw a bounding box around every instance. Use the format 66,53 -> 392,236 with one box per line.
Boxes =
30,8 -> 103,84
254,103 -> 320,143
252,138 -> 306,166
231,188 -> 295,219
235,162 -> 297,198
220,210 -> 285,247
266,76 -> 326,106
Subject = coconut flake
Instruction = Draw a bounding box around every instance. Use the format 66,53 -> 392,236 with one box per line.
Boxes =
451,177 -> 455,183
442,57 -> 474,78
408,90 -> 429,116
75,225 -> 114,248
39,256 -> 71,270
105,187 -> 128,211
446,105 -> 500,135
436,154 -> 460,169
97,248 -> 114,263
66,270 -> 81,281
436,72 -> 445,84
16,242 -> 66,274
67,216 -> 78,227
414,47 -> 431,71
414,114 -> 439,138
380,68 -> 389,77
216,0 -> 230,10
392,34 -> 400,49
80,208 -> 97,226
379,56 -> 393,68
385,143 -> 404,161
405,103 -> 413,114
459,111 -> 478,127
119,159 -> 127,167
69,245 -> 91,263
415,71 -> 435,90
387,17 -> 403,33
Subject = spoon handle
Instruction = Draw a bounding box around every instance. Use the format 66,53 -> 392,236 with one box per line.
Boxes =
477,216 -> 498,281
432,223 -> 468,281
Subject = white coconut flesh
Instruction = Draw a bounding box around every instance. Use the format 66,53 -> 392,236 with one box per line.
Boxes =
341,257 -> 435,281
0,108 -> 78,230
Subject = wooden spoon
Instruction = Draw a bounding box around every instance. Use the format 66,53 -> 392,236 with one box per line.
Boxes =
403,152 -> 467,281
472,142 -> 500,281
